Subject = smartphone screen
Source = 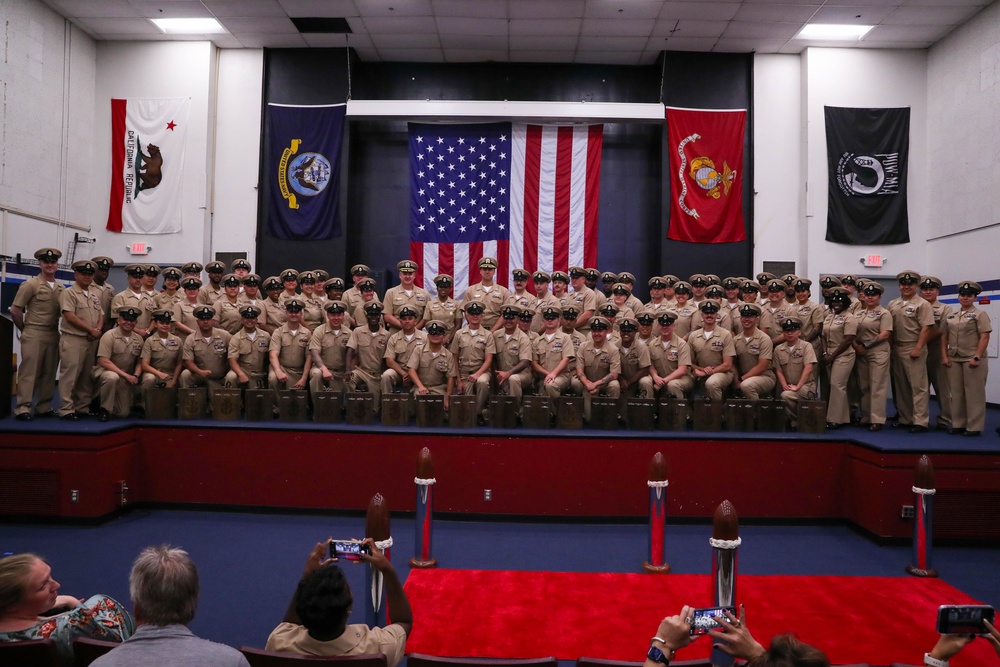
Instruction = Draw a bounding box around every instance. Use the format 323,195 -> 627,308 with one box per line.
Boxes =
690,606 -> 737,635
330,540 -> 366,561
937,605 -> 995,635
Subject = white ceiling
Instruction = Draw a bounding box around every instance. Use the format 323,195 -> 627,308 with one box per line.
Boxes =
41,0 -> 996,64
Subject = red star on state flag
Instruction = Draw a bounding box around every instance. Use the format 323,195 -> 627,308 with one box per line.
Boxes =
166,120 -> 177,131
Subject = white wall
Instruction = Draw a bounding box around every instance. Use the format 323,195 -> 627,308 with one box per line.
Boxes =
752,54 -> 803,276
801,47 -> 930,287
0,0 -> 96,257
212,49 -> 264,268
88,41 -> 215,267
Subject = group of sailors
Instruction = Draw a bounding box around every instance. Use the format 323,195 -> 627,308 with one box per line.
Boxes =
10,249 -> 990,433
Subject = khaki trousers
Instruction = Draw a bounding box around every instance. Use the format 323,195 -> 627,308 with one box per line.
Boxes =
58,334 -> 98,416
16,326 -> 59,415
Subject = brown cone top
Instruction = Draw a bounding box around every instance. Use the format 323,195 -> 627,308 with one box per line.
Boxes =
712,499 -> 739,540
648,452 -> 667,482
365,492 -> 391,541
417,447 -> 434,478
914,455 -> 935,489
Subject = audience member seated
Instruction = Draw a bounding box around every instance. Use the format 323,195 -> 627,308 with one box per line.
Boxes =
0,553 -> 134,664
266,538 -> 411,667
91,545 -> 249,666
643,604 -> 829,667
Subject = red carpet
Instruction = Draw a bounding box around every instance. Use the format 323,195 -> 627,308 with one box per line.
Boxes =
403,570 -> 995,666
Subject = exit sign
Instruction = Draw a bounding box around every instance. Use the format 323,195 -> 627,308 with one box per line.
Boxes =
864,254 -> 883,267
129,242 -> 150,255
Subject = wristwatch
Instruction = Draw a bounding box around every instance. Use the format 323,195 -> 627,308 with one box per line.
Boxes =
924,653 -> 948,667
973,356 -> 981,361
647,644 -> 672,665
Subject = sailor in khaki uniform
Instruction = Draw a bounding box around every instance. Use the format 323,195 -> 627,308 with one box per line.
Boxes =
11,248 -> 64,420
617,272 -> 643,314
670,282 -> 697,339
887,270 -> 935,432
154,267 -> 183,311
774,316 -> 818,427
92,256 -> 116,327
181,261 -> 203,281
919,276 -> 953,430
517,307 -> 538,344
852,282 -> 893,430
505,268 -> 536,312
383,260 -> 430,334
224,305 -> 270,389
942,281 -> 992,436
347,302 -> 390,416
140,309 -> 183,404
732,302 -> 776,400
182,305 -> 233,392
173,277 -> 202,339
408,320 -> 455,409
141,264 -> 160,302
237,274 -> 271,333
560,306 -> 586,354
644,276 -> 672,327
600,271 -> 618,302
461,256 -> 511,331
491,304 -> 534,414
198,261 -> 226,306
111,264 -> 154,338
688,300 -> 735,401
58,260 -> 105,419
343,264 -> 382,314
760,279 -> 793,344
530,271 -> 561,333
820,287 -> 857,429
532,305 -> 575,403
571,316 -> 621,423
649,310 -> 694,400
381,304 -> 426,397
568,267 -> 599,330
93,306 -> 144,421
451,300 -> 497,421
617,317 -> 653,401
278,268 -> 301,304
213,273 -> 244,334
350,278 -> 381,328
423,274 -> 462,343
297,271 -> 324,330
551,271 -> 570,309
308,300 -> 353,399
262,276 -> 288,331
268,298 -> 311,393
635,310 -> 656,347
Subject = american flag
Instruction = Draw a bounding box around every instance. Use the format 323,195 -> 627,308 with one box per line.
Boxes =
409,122 -> 602,298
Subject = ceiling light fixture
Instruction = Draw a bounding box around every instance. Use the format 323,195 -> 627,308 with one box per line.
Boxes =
150,18 -> 228,34
795,24 -> 874,40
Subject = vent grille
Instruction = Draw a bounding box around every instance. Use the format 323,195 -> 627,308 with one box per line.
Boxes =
935,489 -> 1000,539
0,470 -> 59,515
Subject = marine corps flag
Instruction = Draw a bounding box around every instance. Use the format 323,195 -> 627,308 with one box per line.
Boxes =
265,103 -> 345,240
825,106 -> 910,245
666,107 -> 746,243
106,97 -> 190,234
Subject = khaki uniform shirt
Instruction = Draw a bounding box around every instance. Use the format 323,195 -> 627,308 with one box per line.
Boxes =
264,298 -> 287,327
688,326 -> 736,368
532,330 -> 575,377
944,308 -> 992,360
184,328 -> 232,378
342,287 -> 382,314
110,289 -> 153,331
154,291 -> 182,311
450,326 -> 497,376
269,324 -> 310,372
214,297 -> 244,334
672,304 -> 698,339
760,304 -> 793,341
347,326 -> 389,375
407,345 -> 455,388
384,329 -> 427,368
236,296 -> 270,330
141,333 -> 183,373
310,324 -> 353,373
95,282 -> 115,323
229,328 -> 271,375
530,292 -> 562,332
855,307 -> 893,345
383,285 -> 431,322
423,298 -> 462,337
462,282 -> 511,329
734,328 -> 775,379
98,327 -> 143,371
576,339 -> 621,381
492,328 -> 533,371
775,338 -> 818,386
793,300 -> 825,341
821,311 -> 858,353
197,284 -> 223,306
649,335 -> 692,377
619,342 -> 651,379
172,300 -> 201,336
566,286 -> 599,327
60,284 -> 104,336
887,295 -> 934,345
13,275 -> 63,329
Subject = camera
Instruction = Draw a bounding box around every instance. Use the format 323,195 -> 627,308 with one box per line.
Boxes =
690,606 -> 737,635
936,605 -> 995,635
329,539 -> 370,562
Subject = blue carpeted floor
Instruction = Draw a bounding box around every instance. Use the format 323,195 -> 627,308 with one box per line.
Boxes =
3,509 -> 998,656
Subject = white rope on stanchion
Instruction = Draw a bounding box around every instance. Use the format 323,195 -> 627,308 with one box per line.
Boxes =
709,537 -> 742,550
647,480 -> 669,488
374,537 -> 393,551
415,477 -> 437,485
912,486 -> 936,495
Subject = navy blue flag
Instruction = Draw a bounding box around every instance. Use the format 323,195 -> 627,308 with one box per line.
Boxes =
265,103 -> 345,240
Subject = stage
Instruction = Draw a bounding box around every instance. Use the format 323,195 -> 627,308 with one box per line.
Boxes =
3,406 -> 999,542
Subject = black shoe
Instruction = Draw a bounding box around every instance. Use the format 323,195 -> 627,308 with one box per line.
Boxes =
35,410 -> 56,418
869,423 -> 883,431
934,422 -> 950,431
61,413 -> 82,421
949,428 -> 966,436
963,430 -> 981,437
891,421 -> 911,429
15,413 -> 33,421
98,409 -> 111,423
909,425 -> 928,433
825,422 -> 842,430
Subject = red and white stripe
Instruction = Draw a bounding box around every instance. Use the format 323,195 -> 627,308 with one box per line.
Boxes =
413,124 -> 602,298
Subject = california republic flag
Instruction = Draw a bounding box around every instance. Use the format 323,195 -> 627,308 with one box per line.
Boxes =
106,97 -> 189,234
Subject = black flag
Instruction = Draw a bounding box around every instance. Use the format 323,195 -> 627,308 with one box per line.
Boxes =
825,107 -> 910,245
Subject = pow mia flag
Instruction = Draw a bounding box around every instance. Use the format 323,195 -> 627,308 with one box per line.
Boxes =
825,107 -> 910,245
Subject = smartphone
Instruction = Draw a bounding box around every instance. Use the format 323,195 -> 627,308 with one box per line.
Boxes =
690,606 -> 737,635
936,605 -> 995,635
329,539 -> 370,561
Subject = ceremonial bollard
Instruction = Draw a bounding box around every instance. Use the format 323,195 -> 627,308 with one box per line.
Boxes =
643,452 -> 670,573
711,500 -> 740,667
411,447 -> 438,568
906,455 -> 939,578
364,493 -> 391,628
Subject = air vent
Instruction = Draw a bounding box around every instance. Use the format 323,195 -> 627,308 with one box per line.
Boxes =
0,470 -> 59,515
934,489 -> 1000,539
291,17 -> 352,34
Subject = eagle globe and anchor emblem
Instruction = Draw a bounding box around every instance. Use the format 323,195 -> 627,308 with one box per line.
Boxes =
278,139 -> 332,209
675,132 -> 737,219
